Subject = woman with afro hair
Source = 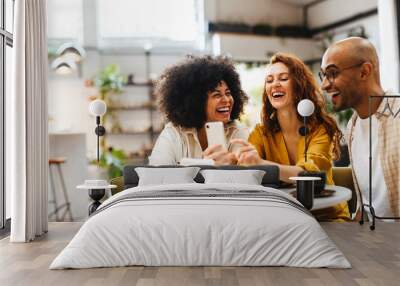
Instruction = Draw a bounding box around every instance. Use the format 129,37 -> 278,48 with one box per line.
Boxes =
149,55 -> 249,165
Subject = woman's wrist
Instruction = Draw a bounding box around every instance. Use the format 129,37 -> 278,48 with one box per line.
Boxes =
262,159 -> 279,167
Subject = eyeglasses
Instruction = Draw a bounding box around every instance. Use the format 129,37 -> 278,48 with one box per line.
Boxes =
319,61 -> 365,83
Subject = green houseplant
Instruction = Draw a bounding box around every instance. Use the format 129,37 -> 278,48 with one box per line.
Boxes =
99,147 -> 127,179
94,64 -> 126,102
94,64 -> 126,133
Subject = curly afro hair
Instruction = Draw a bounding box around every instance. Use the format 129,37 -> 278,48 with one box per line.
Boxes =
156,55 -> 248,129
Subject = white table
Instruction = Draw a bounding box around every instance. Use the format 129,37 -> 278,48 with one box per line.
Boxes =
281,185 -> 352,211
77,184 -> 117,215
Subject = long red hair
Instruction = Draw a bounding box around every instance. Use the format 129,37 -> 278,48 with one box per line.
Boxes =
261,52 -> 342,159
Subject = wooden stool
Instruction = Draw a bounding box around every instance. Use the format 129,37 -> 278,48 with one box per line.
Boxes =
48,157 -> 73,221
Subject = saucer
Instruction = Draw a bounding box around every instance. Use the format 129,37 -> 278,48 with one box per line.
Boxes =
77,184 -> 117,190
290,189 -> 335,198
289,176 -> 321,181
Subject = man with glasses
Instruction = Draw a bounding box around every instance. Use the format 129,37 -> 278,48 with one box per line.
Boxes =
320,37 -> 400,221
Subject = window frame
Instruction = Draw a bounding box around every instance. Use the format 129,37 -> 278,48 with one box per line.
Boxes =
96,0 -> 205,51
396,0 -> 400,80
0,0 -> 13,233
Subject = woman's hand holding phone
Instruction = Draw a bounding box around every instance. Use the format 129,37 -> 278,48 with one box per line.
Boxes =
203,144 -> 237,165
205,122 -> 227,149
203,121 -> 236,165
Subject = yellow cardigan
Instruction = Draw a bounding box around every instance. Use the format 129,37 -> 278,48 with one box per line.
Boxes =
249,124 -> 350,221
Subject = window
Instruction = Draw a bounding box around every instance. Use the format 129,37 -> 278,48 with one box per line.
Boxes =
397,0 -> 400,69
47,0 -> 83,42
97,0 -> 204,49
1,0 -> 13,232
5,0 -> 12,33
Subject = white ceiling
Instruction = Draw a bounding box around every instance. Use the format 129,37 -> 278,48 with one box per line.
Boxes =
279,0 -> 319,7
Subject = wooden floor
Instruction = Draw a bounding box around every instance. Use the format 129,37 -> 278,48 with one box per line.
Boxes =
0,222 -> 399,286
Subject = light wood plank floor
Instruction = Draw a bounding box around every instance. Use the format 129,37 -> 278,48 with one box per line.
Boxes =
0,222 -> 399,286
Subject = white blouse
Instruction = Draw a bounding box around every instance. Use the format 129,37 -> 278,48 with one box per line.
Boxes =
148,121 -> 249,165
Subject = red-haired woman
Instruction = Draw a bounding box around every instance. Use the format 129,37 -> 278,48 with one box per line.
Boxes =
233,53 -> 350,221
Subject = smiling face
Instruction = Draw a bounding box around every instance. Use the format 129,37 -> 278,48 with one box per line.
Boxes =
264,62 -> 294,111
205,81 -> 234,123
321,48 -> 363,112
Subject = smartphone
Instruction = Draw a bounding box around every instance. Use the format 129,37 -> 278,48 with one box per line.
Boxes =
205,122 -> 227,150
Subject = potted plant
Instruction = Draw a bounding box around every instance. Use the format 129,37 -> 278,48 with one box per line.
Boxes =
94,64 -> 126,102
99,147 -> 128,179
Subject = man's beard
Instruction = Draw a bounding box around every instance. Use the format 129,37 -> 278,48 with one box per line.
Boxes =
332,95 -> 352,112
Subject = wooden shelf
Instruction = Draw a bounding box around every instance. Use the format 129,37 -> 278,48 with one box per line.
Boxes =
124,82 -> 154,87
108,105 -> 156,111
106,130 -> 161,136
104,62 -> 161,154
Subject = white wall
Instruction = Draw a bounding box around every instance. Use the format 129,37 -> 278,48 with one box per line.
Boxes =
48,77 -> 90,133
82,0 -> 97,48
212,33 -> 320,61
49,134 -> 88,221
308,0 -> 377,29
308,0 -> 398,92
313,14 -> 380,56
205,0 -> 303,26
378,0 -> 399,92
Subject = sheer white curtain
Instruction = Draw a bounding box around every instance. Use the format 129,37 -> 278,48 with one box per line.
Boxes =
8,0 -> 48,242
